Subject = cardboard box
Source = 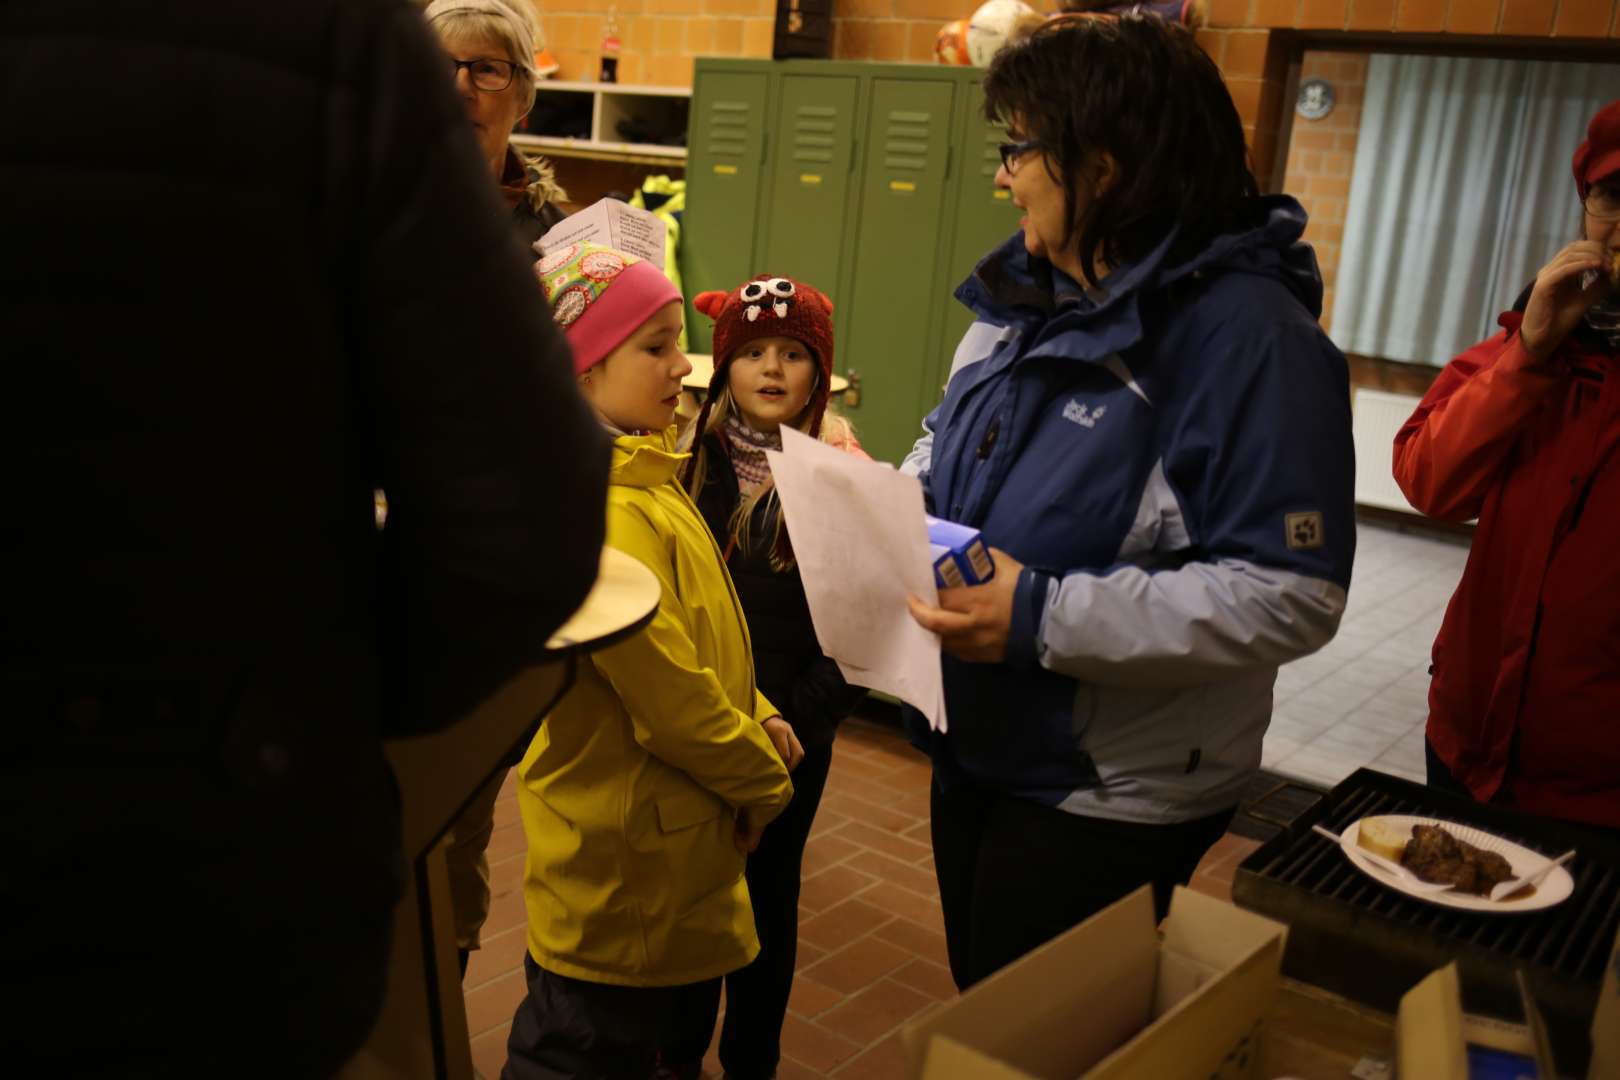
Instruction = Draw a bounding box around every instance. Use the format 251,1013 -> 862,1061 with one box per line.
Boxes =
901,885 -> 1288,1080
1589,922 -> 1620,1080
1396,964 -> 1554,1080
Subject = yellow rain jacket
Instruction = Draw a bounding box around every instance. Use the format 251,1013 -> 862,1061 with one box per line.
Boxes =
518,428 -> 793,987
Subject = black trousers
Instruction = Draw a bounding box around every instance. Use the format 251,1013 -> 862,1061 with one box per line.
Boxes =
502,955 -> 721,1080
660,741 -> 835,1079
929,777 -> 1234,991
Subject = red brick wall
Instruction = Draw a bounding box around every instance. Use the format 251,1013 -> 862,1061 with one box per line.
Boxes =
529,1 -> 1620,90
524,0 -> 1618,205
1279,51 -> 1368,331
1198,0 -> 1620,185
830,0 -> 999,62
1206,0 -> 1619,33
525,0 -> 1062,85
525,0 -> 780,87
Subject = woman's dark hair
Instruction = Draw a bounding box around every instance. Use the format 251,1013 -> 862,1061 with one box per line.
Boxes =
984,14 -> 1259,286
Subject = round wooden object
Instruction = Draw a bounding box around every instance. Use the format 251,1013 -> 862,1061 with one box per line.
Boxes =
545,547 -> 659,652
683,352 -> 849,395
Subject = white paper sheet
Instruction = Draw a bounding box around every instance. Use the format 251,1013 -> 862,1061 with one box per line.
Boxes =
766,426 -> 947,731
536,197 -> 666,268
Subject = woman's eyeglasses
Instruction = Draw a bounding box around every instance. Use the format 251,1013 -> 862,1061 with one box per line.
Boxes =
451,57 -> 517,93
1585,182 -> 1620,221
998,138 -> 1047,174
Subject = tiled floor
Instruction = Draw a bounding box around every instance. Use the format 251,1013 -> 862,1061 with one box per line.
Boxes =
461,718 -> 1260,1079
1265,520 -> 1470,790
462,518 -> 1462,1077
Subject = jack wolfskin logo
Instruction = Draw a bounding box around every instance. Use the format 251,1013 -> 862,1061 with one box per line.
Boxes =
1285,511 -> 1325,551
1062,400 -> 1106,429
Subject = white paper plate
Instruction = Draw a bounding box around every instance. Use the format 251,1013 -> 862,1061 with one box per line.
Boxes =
1338,815 -> 1574,914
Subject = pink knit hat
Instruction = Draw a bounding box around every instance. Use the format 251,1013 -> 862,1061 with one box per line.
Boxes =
537,242 -> 682,374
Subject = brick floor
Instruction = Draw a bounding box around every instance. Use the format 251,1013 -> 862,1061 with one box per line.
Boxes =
461,714 -> 1259,1077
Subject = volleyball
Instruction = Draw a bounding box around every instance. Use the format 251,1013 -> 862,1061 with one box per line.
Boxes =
964,0 -> 1043,67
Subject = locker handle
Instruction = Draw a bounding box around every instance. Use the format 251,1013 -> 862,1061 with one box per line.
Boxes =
944,145 -> 954,180
760,129 -> 770,166
843,370 -> 862,408
849,139 -> 858,174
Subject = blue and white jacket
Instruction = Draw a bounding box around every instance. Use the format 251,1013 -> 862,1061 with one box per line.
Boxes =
903,197 -> 1356,824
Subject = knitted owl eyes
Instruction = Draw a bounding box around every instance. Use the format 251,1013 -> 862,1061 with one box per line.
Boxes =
739,278 -> 795,303
741,277 -> 796,321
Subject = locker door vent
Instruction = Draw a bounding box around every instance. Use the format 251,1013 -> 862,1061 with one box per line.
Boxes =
883,109 -> 933,171
980,124 -> 1005,178
707,100 -> 751,158
792,104 -> 837,165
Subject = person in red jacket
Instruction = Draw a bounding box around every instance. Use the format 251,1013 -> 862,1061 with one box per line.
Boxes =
1393,98 -> 1620,833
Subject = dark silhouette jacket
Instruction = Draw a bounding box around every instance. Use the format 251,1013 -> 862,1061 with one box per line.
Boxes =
0,0 -> 607,1071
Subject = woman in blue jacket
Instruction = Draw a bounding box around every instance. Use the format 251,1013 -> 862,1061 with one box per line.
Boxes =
905,14 -> 1357,990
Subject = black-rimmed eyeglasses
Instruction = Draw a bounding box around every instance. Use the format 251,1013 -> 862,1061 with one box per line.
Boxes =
1585,181 -> 1620,221
998,138 -> 1047,173
450,57 -> 518,93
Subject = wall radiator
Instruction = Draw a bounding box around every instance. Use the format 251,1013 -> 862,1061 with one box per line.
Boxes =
1351,388 -> 1423,512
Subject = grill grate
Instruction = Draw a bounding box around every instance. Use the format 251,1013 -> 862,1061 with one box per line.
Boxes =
1234,768 -> 1620,1073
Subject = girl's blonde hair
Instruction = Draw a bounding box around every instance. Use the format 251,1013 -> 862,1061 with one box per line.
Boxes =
683,374 -> 856,572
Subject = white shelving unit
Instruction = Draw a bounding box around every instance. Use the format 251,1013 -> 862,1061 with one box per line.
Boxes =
513,80 -> 690,166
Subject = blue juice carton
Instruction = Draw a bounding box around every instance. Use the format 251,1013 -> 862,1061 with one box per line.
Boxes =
927,515 -> 994,589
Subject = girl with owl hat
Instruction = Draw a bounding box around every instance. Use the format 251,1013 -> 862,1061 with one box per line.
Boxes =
677,274 -> 869,1080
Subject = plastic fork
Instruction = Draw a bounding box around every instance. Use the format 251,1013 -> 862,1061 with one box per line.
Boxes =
1488,849 -> 1576,902
1310,823 -> 1457,894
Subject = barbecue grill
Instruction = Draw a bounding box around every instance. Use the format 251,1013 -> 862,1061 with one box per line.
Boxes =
1232,767 -> 1620,1074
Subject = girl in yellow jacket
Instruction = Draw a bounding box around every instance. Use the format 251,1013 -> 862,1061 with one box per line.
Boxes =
504,243 -> 799,1080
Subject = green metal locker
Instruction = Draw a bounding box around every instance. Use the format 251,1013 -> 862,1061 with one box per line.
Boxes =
757,75 -> 861,322
934,80 -> 1023,394
838,77 -> 957,465
682,66 -> 771,354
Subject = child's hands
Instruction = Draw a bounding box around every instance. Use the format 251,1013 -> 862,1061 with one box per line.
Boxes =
735,808 -> 764,854
738,719 -> 800,854
762,716 -> 805,772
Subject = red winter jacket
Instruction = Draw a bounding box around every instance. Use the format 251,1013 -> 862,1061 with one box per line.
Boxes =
1394,311 -> 1620,830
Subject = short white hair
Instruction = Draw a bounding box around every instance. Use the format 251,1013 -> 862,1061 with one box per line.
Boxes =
424,0 -> 540,112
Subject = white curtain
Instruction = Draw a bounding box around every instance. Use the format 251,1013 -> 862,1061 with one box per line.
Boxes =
1330,55 -> 1620,366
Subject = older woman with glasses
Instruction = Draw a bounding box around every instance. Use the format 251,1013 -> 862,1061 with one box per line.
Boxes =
1395,99 -> 1620,834
426,0 -> 567,252
900,14 -> 1356,991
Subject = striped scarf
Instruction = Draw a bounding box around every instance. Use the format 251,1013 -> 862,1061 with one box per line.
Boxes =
723,414 -> 780,498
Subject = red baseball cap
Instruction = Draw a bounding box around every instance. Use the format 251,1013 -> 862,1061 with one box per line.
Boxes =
1573,99 -> 1620,198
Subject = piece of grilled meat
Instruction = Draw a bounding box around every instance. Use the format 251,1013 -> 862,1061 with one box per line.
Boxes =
1401,824 -> 1514,896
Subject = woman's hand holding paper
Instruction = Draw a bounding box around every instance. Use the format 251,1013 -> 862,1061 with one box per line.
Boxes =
907,548 -> 1025,663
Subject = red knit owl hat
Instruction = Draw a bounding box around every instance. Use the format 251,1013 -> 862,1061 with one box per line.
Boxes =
684,274 -> 836,474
